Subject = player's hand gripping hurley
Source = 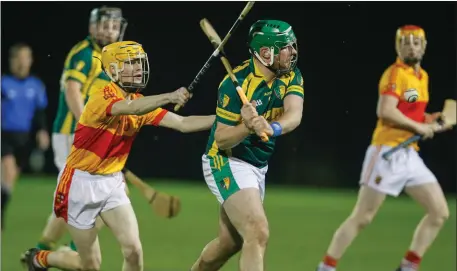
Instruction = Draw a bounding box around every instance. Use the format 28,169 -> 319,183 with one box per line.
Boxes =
382,99 -> 456,160
174,1 -> 255,112
199,18 -> 269,142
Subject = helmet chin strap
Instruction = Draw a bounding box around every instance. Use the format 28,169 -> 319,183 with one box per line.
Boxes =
109,63 -> 124,86
253,47 -> 291,77
253,47 -> 285,76
253,47 -> 275,67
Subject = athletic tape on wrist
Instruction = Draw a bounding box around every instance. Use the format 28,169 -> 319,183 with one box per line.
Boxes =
270,122 -> 282,137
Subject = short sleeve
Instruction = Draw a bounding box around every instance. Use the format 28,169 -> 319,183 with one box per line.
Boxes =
143,107 -> 168,126
65,48 -> 93,85
216,76 -> 242,126
285,68 -> 304,98
84,84 -> 123,122
35,79 -> 48,109
379,66 -> 404,98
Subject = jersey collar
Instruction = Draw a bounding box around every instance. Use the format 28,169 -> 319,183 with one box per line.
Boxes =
251,57 -> 281,83
395,57 -> 412,69
109,82 -> 123,96
110,82 -> 139,99
87,36 -> 102,53
251,57 -> 265,79
395,57 -> 424,79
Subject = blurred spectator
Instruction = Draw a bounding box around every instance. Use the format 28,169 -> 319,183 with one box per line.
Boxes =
1,43 -> 50,230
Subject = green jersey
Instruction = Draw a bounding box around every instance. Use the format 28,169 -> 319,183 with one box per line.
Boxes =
205,58 -> 304,168
52,36 -> 110,134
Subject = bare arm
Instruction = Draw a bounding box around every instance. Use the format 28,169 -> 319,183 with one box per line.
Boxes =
110,93 -> 172,116
273,95 -> 303,135
377,94 -> 420,133
111,87 -> 190,116
215,122 -> 251,150
158,112 -> 216,133
65,80 -> 84,120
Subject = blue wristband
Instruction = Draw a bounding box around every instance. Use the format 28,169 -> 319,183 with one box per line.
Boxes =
270,122 -> 282,137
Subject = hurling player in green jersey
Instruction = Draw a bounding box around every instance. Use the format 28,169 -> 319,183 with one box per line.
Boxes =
191,20 -> 304,271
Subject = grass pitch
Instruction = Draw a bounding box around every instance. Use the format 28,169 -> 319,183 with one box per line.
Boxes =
2,177 -> 455,271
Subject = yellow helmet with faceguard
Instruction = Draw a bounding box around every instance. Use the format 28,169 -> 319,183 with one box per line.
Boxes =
101,41 -> 150,92
395,25 -> 427,63
396,25 -> 426,46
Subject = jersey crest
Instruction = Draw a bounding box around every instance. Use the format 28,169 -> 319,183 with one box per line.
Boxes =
275,85 -> 286,99
219,93 -> 230,108
103,85 -> 117,100
75,61 -> 85,71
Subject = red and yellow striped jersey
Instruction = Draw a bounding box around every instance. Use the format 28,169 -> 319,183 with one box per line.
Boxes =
65,82 -> 168,174
371,58 -> 429,150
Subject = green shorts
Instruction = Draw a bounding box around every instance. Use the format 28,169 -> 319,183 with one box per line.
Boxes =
202,154 -> 268,204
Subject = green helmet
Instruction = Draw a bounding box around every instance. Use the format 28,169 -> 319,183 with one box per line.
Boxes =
248,20 -> 298,76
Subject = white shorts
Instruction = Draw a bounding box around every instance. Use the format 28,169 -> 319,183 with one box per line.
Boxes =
359,145 -> 437,197
202,154 -> 268,204
52,133 -> 74,172
53,165 -> 130,229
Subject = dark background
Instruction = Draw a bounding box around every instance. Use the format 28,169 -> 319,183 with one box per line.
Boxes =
2,1 -> 456,193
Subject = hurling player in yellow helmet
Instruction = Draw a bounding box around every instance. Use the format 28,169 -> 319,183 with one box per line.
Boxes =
316,25 -> 451,271
22,41 -> 215,271
24,6 -> 130,266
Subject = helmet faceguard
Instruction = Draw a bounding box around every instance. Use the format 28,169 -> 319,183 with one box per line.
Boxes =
101,41 -> 150,93
395,25 -> 427,65
90,6 -> 128,47
248,20 -> 298,77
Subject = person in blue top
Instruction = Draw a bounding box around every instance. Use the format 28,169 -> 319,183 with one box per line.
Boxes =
1,43 -> 50,230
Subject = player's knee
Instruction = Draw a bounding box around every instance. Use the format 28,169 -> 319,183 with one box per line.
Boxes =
219,233 -> 242,255
349,212 -> 375,229
242,219 -> 269,247
122,242 -> 143,265
427,205 -> 449,227
78,248 -> 102,271
81,257 -> 101,271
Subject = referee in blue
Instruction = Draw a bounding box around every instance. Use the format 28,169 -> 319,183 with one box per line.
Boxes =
1,43 -> 50,230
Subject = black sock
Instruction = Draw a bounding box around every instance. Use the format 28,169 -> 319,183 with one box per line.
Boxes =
1,186 -> 12,230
